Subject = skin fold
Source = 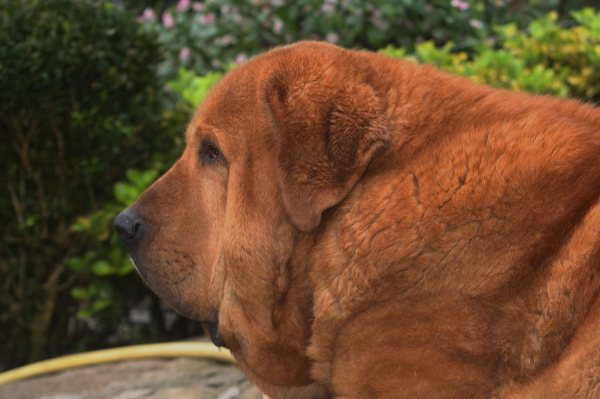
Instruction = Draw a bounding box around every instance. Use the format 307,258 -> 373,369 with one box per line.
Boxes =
115,41 -> 600,398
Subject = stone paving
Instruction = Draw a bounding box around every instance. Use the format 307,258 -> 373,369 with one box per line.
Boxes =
0,356 -> 263,399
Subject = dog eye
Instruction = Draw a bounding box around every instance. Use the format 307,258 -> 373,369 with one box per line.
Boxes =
200,142 -> 222,164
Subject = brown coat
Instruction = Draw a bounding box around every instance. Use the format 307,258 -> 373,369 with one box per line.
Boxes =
115,41 -> 600,398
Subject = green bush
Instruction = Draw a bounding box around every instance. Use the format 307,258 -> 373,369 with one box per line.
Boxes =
0,0 -> 181,370
69,168 -> 158,319
138,0 -> 582,77
499,8 -> 600,100
381,8 -> 600,102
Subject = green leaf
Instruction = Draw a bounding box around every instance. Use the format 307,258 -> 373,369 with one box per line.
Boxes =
140,169 -> 158,188
126,168 -> 158,190
114,182 -> 140,206
67,257 -> 85,272
25,215 -> 38,227
92,298 -> 112,312
378,45 -> 407,59
117,259 -> 135,276
76,308 -> 93,319
169,69 -> 223,108
91,260 -> 115,276
70,216 -> 91,232
126,168 -> 143,187
108,248 -> 124,265
71,287 -> 89,300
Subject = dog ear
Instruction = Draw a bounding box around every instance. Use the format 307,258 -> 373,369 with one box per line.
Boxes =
267,71 -> 390,232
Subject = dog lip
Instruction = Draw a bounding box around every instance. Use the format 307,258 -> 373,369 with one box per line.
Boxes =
202,320 -> 226,348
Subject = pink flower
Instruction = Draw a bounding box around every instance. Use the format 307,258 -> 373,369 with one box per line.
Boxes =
232,9 -> 242,23
322,3 -> 335,13
469,19 -> 483,29
192,2 -> 203,12
199,13 -> 216,25
323,0 -> 336,10
162,11 -> 175,28
176,0 -> 190,13
273,19 -> 283,34
222,35 -> 232,46
141,7 -> 156,22
326,33 -> 339,44
179,47 -> 191,61
235,54 -> 248,65
451,0 -> 469,11
211,59 -> 221,68
369,8 -> 383,29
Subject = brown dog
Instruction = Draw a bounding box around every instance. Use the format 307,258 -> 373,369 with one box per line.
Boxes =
114,41 -> 600,398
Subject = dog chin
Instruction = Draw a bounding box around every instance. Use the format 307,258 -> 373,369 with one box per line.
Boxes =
133,265 -> 208,322
201,321 -> 226,347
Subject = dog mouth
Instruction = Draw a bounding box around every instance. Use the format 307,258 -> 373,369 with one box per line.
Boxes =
202,320 -> 225,348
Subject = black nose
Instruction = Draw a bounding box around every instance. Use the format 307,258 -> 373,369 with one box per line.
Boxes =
114,209 -> 143,244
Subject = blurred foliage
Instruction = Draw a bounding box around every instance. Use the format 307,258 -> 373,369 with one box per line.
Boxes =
0,0 -> 185,370
383,40 -> 571,97
116,0 -> 177,14
168,68 -> 224,108
500,8 -> 600,99
138,0 -> 584,77
381,8 -> 600,101
69,169 -> 157,319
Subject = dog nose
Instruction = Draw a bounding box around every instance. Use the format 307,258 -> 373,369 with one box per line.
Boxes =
114,209 -> 143,244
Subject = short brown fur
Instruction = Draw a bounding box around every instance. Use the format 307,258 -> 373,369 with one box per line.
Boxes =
121,41 -> 600,398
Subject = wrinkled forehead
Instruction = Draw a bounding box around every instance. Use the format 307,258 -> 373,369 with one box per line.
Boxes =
184,62 -> 275,156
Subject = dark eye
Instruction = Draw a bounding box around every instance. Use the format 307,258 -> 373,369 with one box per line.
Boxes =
201,142 -> 222,164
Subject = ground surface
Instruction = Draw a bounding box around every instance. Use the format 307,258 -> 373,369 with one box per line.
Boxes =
0,347 -> 262,399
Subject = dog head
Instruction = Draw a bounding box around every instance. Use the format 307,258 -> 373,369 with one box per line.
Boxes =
114,41 -> 390,394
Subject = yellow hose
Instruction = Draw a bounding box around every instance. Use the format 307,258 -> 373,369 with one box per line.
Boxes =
0,342 -> 270,398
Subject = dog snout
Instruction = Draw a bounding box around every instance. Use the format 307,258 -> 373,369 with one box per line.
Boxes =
114,209 -> 144,244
